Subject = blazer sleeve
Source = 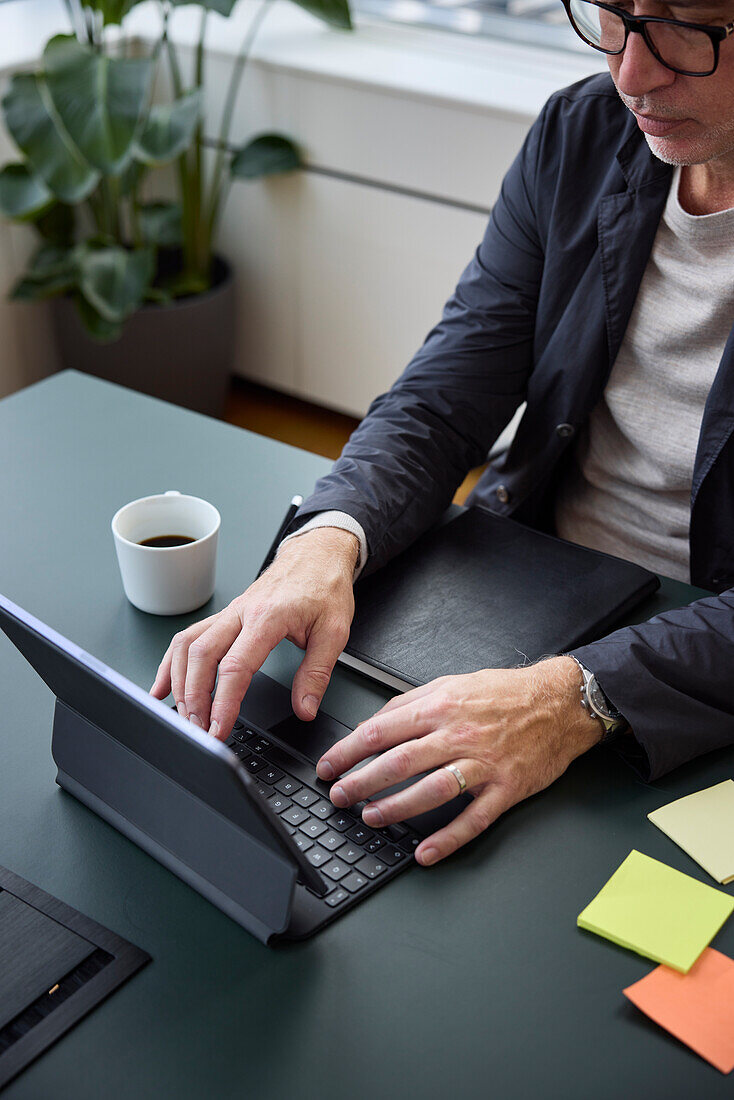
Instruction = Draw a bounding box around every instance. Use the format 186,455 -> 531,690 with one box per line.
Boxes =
290,102 -> 551,574
571,589 -> 734,779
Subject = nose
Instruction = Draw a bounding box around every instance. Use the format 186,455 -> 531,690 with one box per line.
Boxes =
610,28 -> 677,97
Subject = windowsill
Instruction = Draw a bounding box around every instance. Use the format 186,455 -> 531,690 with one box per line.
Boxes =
0,0 -> 605,119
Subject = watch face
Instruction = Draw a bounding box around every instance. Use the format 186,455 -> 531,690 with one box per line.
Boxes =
588,677 -> 620,720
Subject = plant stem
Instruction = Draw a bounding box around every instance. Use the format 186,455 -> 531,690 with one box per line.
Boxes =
206,0 -> 273,246
191,7 -> 209,278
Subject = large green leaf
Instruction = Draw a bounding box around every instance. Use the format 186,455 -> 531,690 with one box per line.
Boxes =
2,72 -> 99,203
73,291 -> 123,341
0,163 -> 54,220
292,0 -> 351,30
139,201 -> 183,246
134,91 -> 202,165
170,0 -> 238,16
78,244 -> 154,322
82,0 -> 142,26
230,133 -> 302,180
43,36 -> 154,176
10,243 -> 78,300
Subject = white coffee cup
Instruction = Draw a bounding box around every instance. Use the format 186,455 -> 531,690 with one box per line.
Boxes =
111,491 -> 221,615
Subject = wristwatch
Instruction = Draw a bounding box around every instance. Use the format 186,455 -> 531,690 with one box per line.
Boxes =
567,656 -> 629,740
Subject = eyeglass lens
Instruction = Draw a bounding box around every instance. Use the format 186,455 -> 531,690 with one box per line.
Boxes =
569,0 -> 716,73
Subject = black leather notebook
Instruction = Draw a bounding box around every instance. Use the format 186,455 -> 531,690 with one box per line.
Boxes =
339,508 -> 660,691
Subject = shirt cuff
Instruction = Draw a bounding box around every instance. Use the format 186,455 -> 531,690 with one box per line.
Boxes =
278,511 -> 369,580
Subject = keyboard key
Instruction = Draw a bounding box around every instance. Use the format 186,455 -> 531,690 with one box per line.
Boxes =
232,744 -> 248,758
322,859 -> 350,881
311,800 -> 334,820
385,824 -> 408,840
268,794 -> 292,814
341,872 -> 369,894
399,835 -> 420,853
364,836 -> 385,854
318,831 -> 345,852
255,782 -> 273,798
380,846 -> 406,866
325,888 -> 350,907
250,737 -> 271,754
299,818 -> 328,839
328,812 -> 354,832
339,844 -> 363,864
283,806 -> 310,827
292,788 -> 319,808
293,835 -> 313,852
231,727 -> 248,744
275,777 -> 302,797
261,766 -> 284,785
346,825 -> 374,845
356,855 -> 388,879
243,756 -> 265,774
307,847 -> 331,867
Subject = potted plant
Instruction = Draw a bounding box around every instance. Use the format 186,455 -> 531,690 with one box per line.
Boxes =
0,0 -> 351,416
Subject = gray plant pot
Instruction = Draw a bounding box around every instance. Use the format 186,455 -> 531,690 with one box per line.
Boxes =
50,255 -> 235,419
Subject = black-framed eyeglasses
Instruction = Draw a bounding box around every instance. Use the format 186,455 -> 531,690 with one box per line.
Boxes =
562,0 -> 734,76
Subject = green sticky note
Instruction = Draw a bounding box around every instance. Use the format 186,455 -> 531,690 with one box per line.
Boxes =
577,850 -> 734,973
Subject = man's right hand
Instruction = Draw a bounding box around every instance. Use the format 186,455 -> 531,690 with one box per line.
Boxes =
149,527 -> 360,741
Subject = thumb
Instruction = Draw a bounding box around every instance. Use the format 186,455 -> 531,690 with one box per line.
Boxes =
291,621 -> 348,720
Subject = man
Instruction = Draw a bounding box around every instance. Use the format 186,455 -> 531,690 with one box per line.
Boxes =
151,0 -> 734,868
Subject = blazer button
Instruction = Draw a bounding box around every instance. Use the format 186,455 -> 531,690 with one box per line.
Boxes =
496,485 -> 510,504
556,423 -> 575,438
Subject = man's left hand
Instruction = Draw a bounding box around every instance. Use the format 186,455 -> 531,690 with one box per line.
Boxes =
316,655 -> 602,866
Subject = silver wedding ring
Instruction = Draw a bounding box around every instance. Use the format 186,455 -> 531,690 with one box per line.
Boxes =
443,763 -> 467,794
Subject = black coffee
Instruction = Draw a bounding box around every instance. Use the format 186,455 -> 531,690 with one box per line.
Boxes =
139,534 -> 196,548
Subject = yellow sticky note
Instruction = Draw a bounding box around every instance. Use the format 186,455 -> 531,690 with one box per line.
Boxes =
577,850 -> 734,973
648,780 -> 734,885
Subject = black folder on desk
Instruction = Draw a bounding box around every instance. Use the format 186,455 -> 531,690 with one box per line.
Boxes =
339,508 -> 660,691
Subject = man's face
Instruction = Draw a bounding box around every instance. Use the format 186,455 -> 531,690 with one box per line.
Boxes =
607,0 -> 734,168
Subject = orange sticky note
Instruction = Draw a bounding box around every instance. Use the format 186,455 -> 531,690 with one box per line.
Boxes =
623,948 -> 734,1074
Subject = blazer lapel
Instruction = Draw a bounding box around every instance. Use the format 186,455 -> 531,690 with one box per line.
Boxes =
597,135 -> 672,379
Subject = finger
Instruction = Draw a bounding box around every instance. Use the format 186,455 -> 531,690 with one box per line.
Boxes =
415,787 -> 509,866
150,646 -> 173,699
316,702 -> 437,781
169,616 -> 218,718
359,759 -> 479,827
208,617 -> 290,740
291,619 -> 350,720
182,608 -> 245,731
329,738 -> 458,807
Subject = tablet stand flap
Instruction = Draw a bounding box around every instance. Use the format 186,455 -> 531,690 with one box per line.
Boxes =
52,699 -> 298,944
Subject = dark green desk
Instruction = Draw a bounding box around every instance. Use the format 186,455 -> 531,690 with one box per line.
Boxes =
0,371 -> 732,1099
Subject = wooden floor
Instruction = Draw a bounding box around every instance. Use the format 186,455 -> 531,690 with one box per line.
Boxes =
224,378 -> 485,504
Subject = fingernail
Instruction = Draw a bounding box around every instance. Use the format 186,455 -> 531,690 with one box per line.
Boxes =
189,714 -> 202,729
317,760 -> 334,781
302,694 -> 318,718
363,805 -> 383,826
177,702 -> 188,719
420,847 -> 438,866
209,720 -> 220,739
331,784 -> 348,807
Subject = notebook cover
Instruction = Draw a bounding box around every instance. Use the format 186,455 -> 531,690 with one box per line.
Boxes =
346,508 -> 660,688
0,865 -> 150,1089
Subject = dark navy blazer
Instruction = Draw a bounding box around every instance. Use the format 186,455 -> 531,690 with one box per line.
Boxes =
294,72 -> 734,780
